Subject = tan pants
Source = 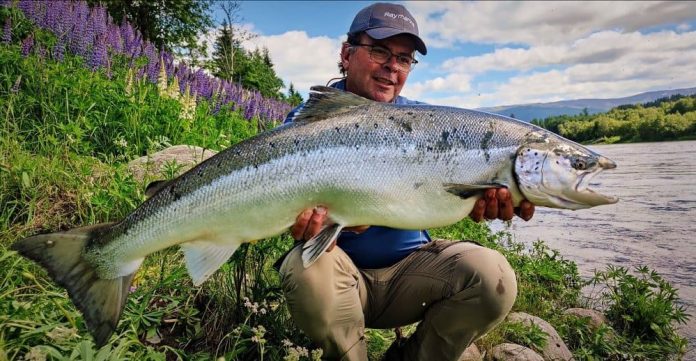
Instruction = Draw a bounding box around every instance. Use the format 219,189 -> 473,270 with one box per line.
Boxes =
280,240 -> 517,361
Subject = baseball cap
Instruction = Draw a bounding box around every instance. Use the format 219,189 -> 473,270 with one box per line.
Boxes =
348,2 -> 427,55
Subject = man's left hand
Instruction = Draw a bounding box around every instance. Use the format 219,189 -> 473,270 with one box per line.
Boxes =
469,188 -> 535,222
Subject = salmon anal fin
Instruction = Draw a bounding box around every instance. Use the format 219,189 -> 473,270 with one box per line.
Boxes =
180,239 -> 241,286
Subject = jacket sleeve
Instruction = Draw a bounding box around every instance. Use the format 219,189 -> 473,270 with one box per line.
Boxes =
284,104 -> 304,124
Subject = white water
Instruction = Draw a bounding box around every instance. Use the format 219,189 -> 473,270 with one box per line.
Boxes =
490,140 -> 696,358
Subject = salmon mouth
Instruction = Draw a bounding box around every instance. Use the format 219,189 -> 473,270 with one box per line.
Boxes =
572,167 -> 618,206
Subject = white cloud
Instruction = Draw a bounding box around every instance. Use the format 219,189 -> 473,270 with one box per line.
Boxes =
407,1 -> 696,46
241,30 -> 343,95
409,28 -> 696,108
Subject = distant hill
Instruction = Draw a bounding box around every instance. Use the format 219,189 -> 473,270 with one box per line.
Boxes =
477,87 -> 696,122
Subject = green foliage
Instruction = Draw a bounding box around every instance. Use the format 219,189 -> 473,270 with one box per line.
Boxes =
500,321 -> 548,352
0,46 -> 256,164
532,95 -> 696,143
591,266 -> 689,355
86,0 -> 214,53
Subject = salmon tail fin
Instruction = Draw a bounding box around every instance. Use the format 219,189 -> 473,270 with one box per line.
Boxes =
11,223 -> 135,347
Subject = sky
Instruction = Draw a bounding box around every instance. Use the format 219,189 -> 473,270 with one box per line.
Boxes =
208,1 -> 696,109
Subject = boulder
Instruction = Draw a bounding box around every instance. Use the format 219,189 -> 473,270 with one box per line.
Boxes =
507,312 -> 574,361
127,145 -> 217,182
458,343 -> 482,361
563,308 -> 607,329
488,343 -> 544,361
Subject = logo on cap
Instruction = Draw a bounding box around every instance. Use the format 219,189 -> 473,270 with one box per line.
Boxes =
382,11 -> 416,29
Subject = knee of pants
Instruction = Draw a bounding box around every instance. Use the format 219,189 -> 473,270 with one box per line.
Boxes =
280,246 -> 363,331
453,246 -> 518,321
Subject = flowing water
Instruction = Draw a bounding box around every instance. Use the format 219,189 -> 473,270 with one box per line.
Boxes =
490,140 -> 696,357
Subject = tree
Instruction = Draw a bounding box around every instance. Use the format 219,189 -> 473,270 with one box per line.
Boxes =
287,83 -> 303,107
90,0 -> 214,51
211,20 -> 238,81
239,48 -> 284,99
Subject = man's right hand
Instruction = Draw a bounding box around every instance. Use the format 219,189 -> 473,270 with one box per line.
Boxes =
290,207 -> 369,252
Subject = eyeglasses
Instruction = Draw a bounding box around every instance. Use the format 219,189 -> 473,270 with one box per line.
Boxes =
352,43 -> 418,73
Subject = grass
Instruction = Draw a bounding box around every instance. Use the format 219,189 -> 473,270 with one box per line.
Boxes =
0,17 -> 691,361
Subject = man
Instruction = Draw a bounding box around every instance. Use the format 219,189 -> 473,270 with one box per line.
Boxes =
278,3 -> 534,360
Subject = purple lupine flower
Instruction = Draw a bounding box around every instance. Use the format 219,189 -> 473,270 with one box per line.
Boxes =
2,18 -> 10,44
18,0 -> 36,23
90,5 -> 107,37
20,34 -> 34,56
89,34 -> 106,70
105,24 -> 123,54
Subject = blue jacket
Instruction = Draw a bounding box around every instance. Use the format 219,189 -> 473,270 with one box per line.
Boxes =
283,80 -> 431,269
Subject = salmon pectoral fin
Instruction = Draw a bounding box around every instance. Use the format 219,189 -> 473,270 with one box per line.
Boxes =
301,223 -> 344,268
11,223 -> 135,347
443,182 -> 505,199
180,239 -> 241,286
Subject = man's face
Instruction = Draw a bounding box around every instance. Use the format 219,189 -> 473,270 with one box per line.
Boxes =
342,34 -> 416,103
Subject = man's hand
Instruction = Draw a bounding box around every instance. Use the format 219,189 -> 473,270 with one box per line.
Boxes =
469,188 -> 535,222
290,206 -> 369,252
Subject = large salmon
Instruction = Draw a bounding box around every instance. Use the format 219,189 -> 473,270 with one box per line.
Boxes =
13,86 -> 617,345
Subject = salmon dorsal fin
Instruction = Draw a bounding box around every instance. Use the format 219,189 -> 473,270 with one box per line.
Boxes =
144,179 -> 172,198
292,86 -> 372,123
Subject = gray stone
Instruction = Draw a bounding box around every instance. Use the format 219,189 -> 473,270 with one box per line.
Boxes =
458,343 -> 482,361
507,312 -> 574,361
127,145 -> 217,182
563,308 -> 607,329
488,343 -> 544,361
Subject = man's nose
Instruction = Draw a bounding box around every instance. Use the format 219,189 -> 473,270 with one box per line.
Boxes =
382,55 -> 399,72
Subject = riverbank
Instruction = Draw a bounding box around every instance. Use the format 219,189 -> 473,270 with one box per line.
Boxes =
491,140 -> 696,359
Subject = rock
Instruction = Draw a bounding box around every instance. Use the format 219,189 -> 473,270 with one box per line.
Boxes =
507,312 -> 574,361
564,308 -> 607,329
458,343 -> 482,361
488,343 -> 544,361
127,145 -> 217,182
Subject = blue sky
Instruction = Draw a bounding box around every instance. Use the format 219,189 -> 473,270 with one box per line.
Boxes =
207,1 -> 696,108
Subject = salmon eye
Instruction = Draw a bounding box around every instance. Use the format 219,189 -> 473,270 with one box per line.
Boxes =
572,159 -> 587,170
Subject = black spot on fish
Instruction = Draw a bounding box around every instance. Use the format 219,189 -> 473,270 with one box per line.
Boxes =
429,113 -> 434,117
354,123 -> 360,129
407,111 -> 413,116
414,182 -> 424,189
374,123 -> 379,129
389,116 -> 394,120
442,130 -> 450,142
269,142 -> 276,148
335,127 -> 340,133
481,130 -> 493,150
294,139 -> 300,146
426,146 -> 433,151
399,120 -> 413,132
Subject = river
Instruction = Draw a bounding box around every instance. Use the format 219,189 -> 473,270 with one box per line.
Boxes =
490,140 -> 696,358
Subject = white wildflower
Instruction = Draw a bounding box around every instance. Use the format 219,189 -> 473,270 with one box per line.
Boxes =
114,137 -> 128,148
46,325 -> 78,342
25,346 -> 46,361
311,348 -> 324,361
